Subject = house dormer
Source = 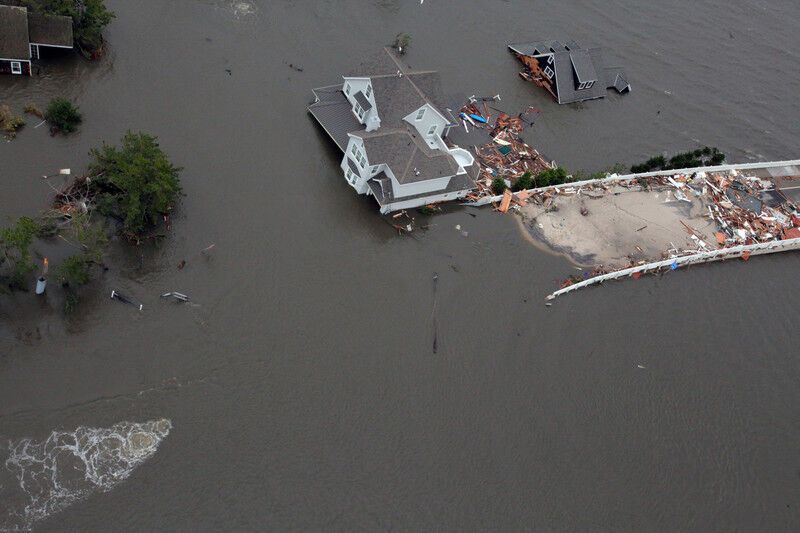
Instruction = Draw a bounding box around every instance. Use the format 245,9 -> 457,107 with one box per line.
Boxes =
569,49 -> 597,91
403,104 -> 448,149
343,77 -> 380,131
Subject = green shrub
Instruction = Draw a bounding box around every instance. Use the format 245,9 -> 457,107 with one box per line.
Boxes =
513,172 -> 534,191
392,33 -> 412,54
89,132 -> 182,238
536,167 -> 568,187
45,98 -> 82,133
491,177 -> 508,195
631,147 -> 725,173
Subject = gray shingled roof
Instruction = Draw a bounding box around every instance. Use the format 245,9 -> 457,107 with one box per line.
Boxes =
353,90 -> 372,111
0,5 -> 30,60
509,40 -> 631,104
356,127 -> 459,184
368,74 -> 426,125
569,49 -> 597,85
27,12 -> 73,47
308,85 -> 364,151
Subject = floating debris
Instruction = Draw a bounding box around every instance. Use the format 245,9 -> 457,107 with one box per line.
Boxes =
110,290 -> 143,311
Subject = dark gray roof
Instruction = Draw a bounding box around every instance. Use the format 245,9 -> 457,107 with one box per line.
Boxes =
368,73 -> 426,125
0,5 -> 30,59
509,40 -> 631,104
553,49 -> 606,104
27,12 -> 73,47
606,68 -> 631,93
353,90 -> 372,111
569,49 -> 597,84
308,85 -> 364,152
356,127 -> 458,184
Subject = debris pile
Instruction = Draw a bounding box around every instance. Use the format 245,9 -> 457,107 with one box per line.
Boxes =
454,99 -> 553,199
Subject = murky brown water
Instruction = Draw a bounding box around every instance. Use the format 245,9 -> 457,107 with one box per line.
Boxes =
2,0 -> 800,530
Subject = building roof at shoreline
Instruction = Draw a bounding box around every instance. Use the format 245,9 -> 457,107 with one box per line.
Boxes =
27,12 -> 73,47
0,5 -> 30,59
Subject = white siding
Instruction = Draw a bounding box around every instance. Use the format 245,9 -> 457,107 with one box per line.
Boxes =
403,104 -> 448,149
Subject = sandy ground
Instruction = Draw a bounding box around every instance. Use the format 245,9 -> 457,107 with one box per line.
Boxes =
517,185 -> 719,268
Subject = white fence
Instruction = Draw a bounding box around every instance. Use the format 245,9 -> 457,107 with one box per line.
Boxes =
466,159 -> 800,207
546,237 -> 800,300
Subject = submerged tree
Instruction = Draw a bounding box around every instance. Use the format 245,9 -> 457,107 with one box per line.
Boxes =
45,97 -> 82,134
0,217 -> 41,290
392,33 -> 412,55
89,132 -> 182,240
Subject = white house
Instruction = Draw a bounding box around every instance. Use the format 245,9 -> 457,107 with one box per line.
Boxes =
308,48 -> 477,213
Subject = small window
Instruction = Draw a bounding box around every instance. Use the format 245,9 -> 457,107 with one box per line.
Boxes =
11,61 -> 22,75
547,55 -> 554,65
543,66 -> 554,79
345,83 -> 351,95
415,108 -> 426,121
586,80 -> 594,89
351,144 -> 358,155
365,84 -> 372,98
427,124 -> 437,136
371,165 -> 379,173
578,81 -> 586,90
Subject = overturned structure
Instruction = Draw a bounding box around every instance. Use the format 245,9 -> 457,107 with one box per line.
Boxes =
508,40 -> 630,104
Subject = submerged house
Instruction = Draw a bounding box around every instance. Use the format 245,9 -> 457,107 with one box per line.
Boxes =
308,48 -> 477,214
508,40 -> 630,104
0,4 -> 73,76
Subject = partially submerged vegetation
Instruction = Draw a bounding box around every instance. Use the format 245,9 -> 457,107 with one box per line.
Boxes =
45,97 -> 82,134
392,33 -> 412,55
1,132 -> 181,310
1,105 -> 26,140
631,147 -> 725,173
17,0 -> 115,53
88,132 -> 183,239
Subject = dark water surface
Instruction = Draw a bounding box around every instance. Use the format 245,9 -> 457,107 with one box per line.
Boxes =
2,0 -> 799,530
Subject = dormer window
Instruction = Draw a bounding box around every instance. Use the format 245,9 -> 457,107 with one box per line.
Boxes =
365,84 -> 372,98
547,55 -> 554,65
415,108 -> 426,121
543,66 -> 554,80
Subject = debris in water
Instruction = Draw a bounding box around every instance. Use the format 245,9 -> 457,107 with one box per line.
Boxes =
110,290 -> 143,311
161,291 -> 190,302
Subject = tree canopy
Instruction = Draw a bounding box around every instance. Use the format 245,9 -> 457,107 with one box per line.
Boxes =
89,132 -> 182,238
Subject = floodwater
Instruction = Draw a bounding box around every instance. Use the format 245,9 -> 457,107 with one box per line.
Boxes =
1,0 -> 799,530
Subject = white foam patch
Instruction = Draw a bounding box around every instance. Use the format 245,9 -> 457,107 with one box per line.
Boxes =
3,419 -> 171,530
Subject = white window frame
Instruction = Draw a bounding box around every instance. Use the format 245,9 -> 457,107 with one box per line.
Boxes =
345,83 -> 351,95
371,165 -> 379,173
354,102 -> 365,120
365,84 -> 372,98
415,107 -> 426,121
547,55 -> 554,65
585,80 -> 594,89
578,81 -> 586,90
543,66 -> 554,80
427,124 -> 437,136
11,61 -> 22,74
